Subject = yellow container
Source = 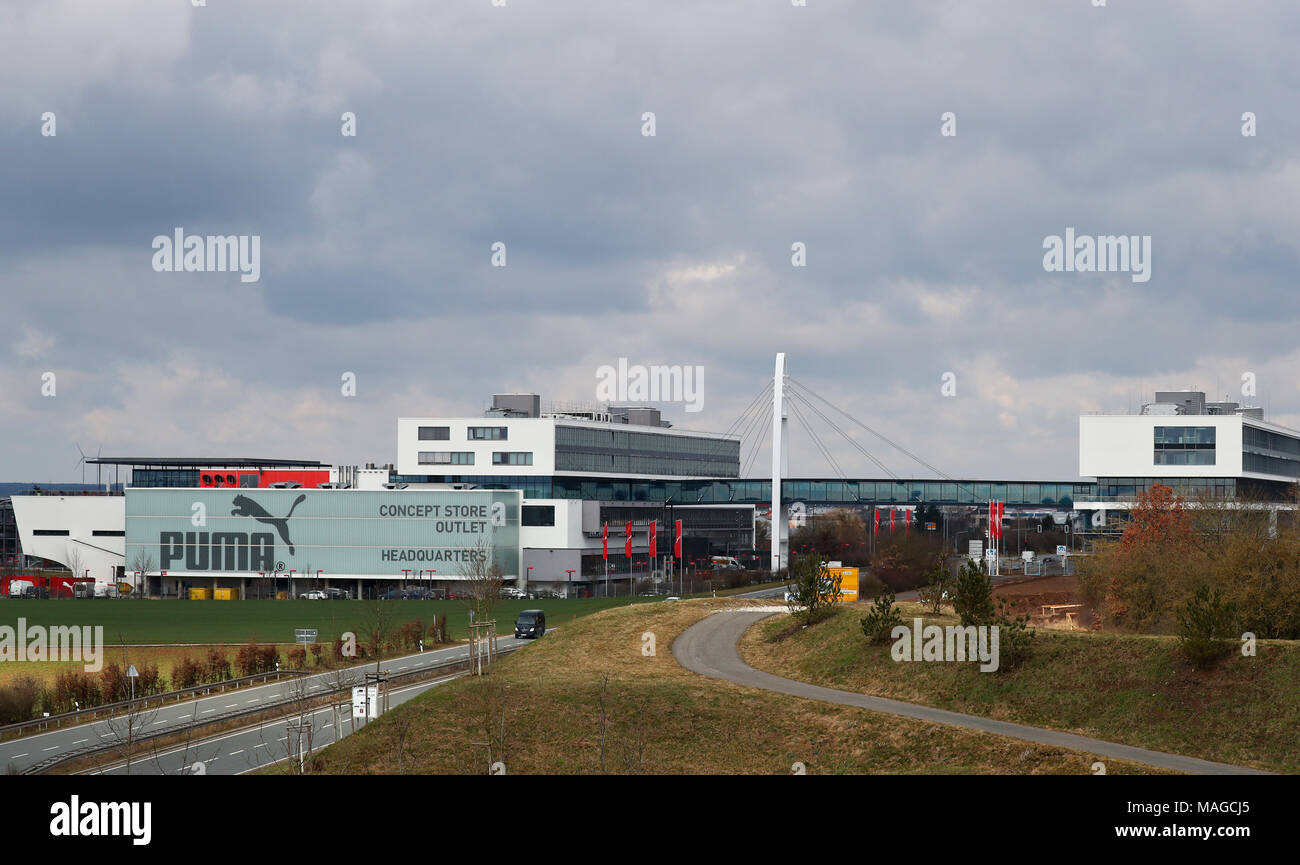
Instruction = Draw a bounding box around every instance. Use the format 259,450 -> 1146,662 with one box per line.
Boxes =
189,588 -> 211,600
214,587 -> 237,601
826,567 -> 859,602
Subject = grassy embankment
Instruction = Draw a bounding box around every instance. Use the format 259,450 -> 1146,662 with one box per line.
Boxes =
740,601 -> 1300,773
302,599 -> 1166,774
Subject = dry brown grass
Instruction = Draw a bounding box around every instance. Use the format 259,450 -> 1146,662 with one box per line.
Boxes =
305,599 -> 1168,775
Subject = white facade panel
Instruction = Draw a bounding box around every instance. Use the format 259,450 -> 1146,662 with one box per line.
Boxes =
10,495 -> 126,584
1079,415 -> 1243,478
397,417 -> 556,477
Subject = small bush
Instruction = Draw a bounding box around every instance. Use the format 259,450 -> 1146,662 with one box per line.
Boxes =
173,655 -> 201,689
51,669 -> 100,713
1177,586 -> 1238,670
917,558 -> 953,614
785,555 -> 841,623
207,647 -> 233,681
310,642 -> 324,667
993,597 -> 1036,672
859,589 -> 904,645
99,662 -> 128,704
287,645 -> 307,668
952,558 -> 995,626
0,676 -> 45,724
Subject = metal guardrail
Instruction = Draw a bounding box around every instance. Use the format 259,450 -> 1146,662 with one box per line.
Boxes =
21,645 -> 521,775
0,670 -> 307,740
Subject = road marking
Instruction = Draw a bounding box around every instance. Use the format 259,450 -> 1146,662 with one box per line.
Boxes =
202,709 -> 214,714
154,720 -> 167,725
13,753 -> 27,758
73,739 -> 88,745
246,698 -> 259,703
224,704 -> 238,708
42,746 -> 58,751
230,749 -> 244,756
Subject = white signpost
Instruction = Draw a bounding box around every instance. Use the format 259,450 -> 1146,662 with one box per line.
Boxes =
351,685 -> 379,721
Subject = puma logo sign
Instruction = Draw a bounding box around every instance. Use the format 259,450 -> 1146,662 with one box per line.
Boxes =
231,494 -> 306,554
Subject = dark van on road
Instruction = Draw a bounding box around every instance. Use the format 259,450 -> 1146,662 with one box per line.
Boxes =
515,609 -> 546,639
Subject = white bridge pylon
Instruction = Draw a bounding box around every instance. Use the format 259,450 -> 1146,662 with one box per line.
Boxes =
770,353 -> 788,573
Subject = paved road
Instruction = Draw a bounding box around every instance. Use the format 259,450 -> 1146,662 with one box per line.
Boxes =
2,636 -> 529,774
673,609 -> 1271,775
90,673 -> 462,775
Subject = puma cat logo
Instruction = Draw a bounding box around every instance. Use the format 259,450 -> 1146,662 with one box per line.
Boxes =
230,494 -> 306,554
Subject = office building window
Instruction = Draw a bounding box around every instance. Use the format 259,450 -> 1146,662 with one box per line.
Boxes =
1154,426 -> 1216,466
493,452 -> 533,466
418,426 -> 450,441
522,505 -> 555,526
468,427 -> 508,441
33,529 -> 70,536
418,452 -> 475,465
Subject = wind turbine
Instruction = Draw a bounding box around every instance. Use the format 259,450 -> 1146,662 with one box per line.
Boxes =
73,444 -> 103,487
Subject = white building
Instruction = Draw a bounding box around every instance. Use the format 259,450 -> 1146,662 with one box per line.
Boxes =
1076,390 -> 1300,511
10,494 -> 125,584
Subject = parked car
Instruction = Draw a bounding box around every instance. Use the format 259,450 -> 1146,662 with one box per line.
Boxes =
514,609 -> 546,639
301,589 -> 327,600
324,587 -> 349,600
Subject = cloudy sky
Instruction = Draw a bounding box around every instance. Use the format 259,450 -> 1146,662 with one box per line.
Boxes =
4,0 -> 1299,484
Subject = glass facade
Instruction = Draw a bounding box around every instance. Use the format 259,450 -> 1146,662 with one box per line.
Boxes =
131,469 -> 201,487
492,452 -> 533,466
1094,477 -> 1236,499
468,427 -> 508,441
1242,425 -> 1300,478
1154,426 -> 1216,466
417,452 -> 475,466
417,426 -> 450,440
554,425 -> 740,477
395,474 -> 1090,506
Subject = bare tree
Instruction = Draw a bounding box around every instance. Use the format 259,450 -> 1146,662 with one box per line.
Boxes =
129,548 -> 155,599
460,536 -> 504,625
64,544 -> 85,598
459,677 -> 510,774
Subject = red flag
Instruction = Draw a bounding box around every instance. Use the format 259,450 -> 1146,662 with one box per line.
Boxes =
625,521 -> 632,558
649,521 -> 657,559
602,522 -> 608,560
905,509 -> 910,537
873,509 -> 879,537
889,508 -> 895,533
674,519 -> 683,558
997,501 -> 1004,541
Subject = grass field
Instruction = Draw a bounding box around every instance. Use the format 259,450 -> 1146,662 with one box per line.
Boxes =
740,602 -> 1300,773
0,596 -> 659,645
298,599 -> 1167,774
0,596 -> 662,688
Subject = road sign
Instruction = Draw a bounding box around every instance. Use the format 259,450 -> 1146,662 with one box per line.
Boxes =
352,685 -> 379,720
295,628 -> 318,644
984,548 -> 997,559
1056,545 -> 1067,556
968,540 -> 983,557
